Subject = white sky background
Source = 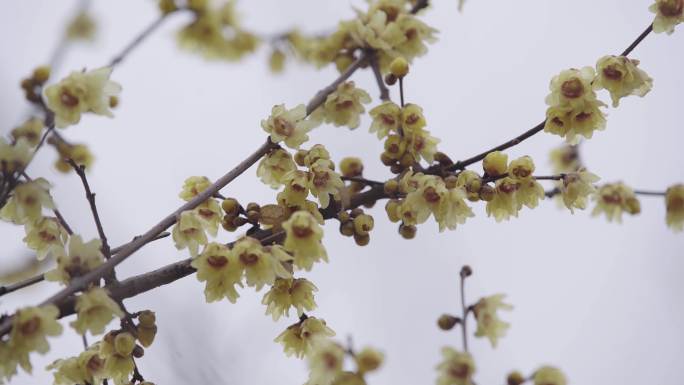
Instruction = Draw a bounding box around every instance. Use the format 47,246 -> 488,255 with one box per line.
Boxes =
1,0 -> 683,384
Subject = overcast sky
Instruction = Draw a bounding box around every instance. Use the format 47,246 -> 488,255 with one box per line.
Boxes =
1,1 -> 683,384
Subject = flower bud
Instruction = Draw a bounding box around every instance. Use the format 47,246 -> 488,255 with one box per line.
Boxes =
384,179 -> 399,195
384,73 -> 398,86
389,57 -> 409,78
483,151 -> 508,177
32,66 -> 51,84
437,314 -> 459,331
507,371 -> 525,385
354,233 -> 370,246
221,198 -> 240,216
399,223 -> 416,239
340,157 -> 364,177
353,214 -> 374,236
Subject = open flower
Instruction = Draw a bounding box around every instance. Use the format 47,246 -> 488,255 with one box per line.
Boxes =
0,178 -> 55,224
8,305 -> 63,373
261,104 -> 316,149
194,198 -> 222,237
179,176 -> 212,201
233,236 -> 290,290
100,332 -> 135,385
257,149 -> 297,188
650,0 -> 684,34
369,101 -> 401,138
473,294 -> 513,348
318,82 -> 371,129
71,288 -> 124,335
436,347 -> 475,385
0,138 -> 32,174
262,278 -> 318,320
307,338 -> 345,385
191,242 -> 243,303
275,317 -> 335,358
282,210 -> 328,271
44,67 -> 121,128
23,217 -> 68,260
592,182 -> 641,222
594,55 -> 653,107
307,159 -> 344,209
172,210 -> 208,257
560,170 -> 600,213
486,178 -> 520,222
45,235 -> 104,284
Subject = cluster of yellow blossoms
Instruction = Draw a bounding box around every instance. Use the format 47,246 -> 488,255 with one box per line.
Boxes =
544,56 -> 652,143
169,0 -> 259,61
650,0 -> 684,34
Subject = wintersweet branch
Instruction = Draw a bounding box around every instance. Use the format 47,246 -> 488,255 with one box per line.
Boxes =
447,23 -> 654,172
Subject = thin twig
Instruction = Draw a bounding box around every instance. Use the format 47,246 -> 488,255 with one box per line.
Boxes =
632,190 -> 666,197
108,14 -> 171,68
459,266 -> 471,353
341,176 -> 385,186
0,274 -> 45,297
369,51 -> 390,101
20,171 -> 74,235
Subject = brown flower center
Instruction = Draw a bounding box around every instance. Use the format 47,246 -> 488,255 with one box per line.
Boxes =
659,0 -> 684,17
273,117 -> 294,137
19,316 -> 41,336
207,255 -> 228,268
60,89 -> 80,108
561,78 -> 584,98
603,65 -> 623,80
239,252 -> 259,266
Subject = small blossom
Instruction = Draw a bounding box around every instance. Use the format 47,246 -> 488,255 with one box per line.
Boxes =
665,184 -> 684,231
560,170 -> 600,213
0,138 -> 32,174
257,149 -> 297,188
533,366 -> 567,385
507,156 -> 535,180
9,305 -> 63,374
456,171 -> 483,201
282,211 -> 328,271
486,178 -> 520,222
66,11 -> 96,41
136,310 -> 158,348
172,210 -> 208,257
303,144 -> 332,168
650,0 -> 684,34
318,82 -> 371,129
436,347 -> 475,385
515,178 -> 545,210
45,235 -> 104,284
233,236 -> 290,290
0,178 -> 55,224
11,118 -> 44,147
308,159 -> 344,209
545,67 -> 598,108
473,294 -> 513,348
47,347 -> 106,385
179,176 -> 212,201
594,55 -> 653,107
44,67 -> 121,128
435,187 -> 475,232
262,278 -> 318,320
278,170 -> 311,208
54,142 -> 94,173
262,104 -> 316,149
369,101 -> 401,138
71,288 -> 124,335
275,317 -> 336,358
592,182 -> 641,222
194,198 -> 222,237
191,242 -> 243,303
307,338 -> 345,385
23,217 -> 68,260
549,145 -> 581,174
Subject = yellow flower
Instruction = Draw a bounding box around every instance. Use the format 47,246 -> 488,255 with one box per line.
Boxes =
665,184 -> 684,231
233,236 -> 290,290
594,56 -> 653,107
533,366 -> 567,385
262,104 -> 316,149
456,170 -> 483,201
100,332 -> 135,385
194,198 -> 222,237
44,67 -> 121,128
9,305 -> 63,373
515,178 -> 545,210
436,347 -> 475,385
48,347 -> 106,385
592,182 -> 640,223
257,149 -> 297,188
66,11 -> 96,41
318,82 -> 371,129
54,142 -> 94,173
71,288 -> 124,335
0,178 -> 54,224
23,217 -> 68,260
355,347 -> 384,374
650,0 -> 684,34
282,211 -> 328,271
401,103 -> 427,133
262,278 -> 318,321
560,170 -> 600,213
172,210 -> 208,257
303,144 -> 332,168
308,159 -> 344,209
191,242 -> 243,303
179,176 -> 212,201
0,138 -> 32,173
136,310 -> 158,348
508,156 -> 535,180
11,118 -> 44,147
406,127 -> 440,164
350,7 -> 406,52
369,102 -> 402,138
45,235 -> 104,284
435,187 -> 474,232
394,13 -> 438,62
275,317 -> 335,358
473,294 -> 513,348
549,145 -> 581,174
278,170 -> 311,208
482,151 -> 508,177
545,67 -> 598,108
307,338 -> 345,385
486,178 -> 520,222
